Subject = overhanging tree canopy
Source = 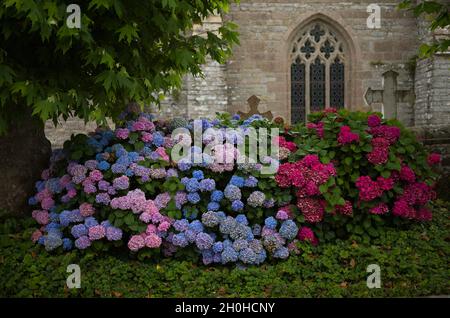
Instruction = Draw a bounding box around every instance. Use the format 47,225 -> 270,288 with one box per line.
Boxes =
0,0 -> 239,133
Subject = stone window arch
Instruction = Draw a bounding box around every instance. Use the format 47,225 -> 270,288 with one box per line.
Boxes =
290,22 -> 346,123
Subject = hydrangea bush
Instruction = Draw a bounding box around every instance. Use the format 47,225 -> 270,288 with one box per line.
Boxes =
28,107 -> 441,265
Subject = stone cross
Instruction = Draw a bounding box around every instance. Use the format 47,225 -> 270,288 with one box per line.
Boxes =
364,70 -> 415,119
237,95 -> 273,120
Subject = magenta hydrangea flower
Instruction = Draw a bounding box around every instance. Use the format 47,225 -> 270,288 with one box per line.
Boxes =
297,198 -> 324,223
367,114 -> 381,127
399,165 -> 415,183
355,176 -> 383,201
370,203 -> 389,215
427,153 -> 441,166
335,200 -> 353,216
297,227 -> 318,245
337,126 -> 360,144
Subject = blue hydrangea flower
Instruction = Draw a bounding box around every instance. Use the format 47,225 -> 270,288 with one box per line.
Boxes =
264,217 -> 277,230
201,211 -> 220,227
152,132 -> 165,147
213,242 -> 224,253
178,158 -> 192,171
229,223 -> 251,241
231,200 -> 244,212
195,233 -> 214,250
273,246 -> 289,259
235,214 -> 248,225
221,247 -> 238,263
279,220 -> 299,240
71,224 -> 88,238
252,224 -> 262,236
84,217 -> 99,228
224,184 -> 241,201
239,248 -> 258,264
233,239 -> 249,251
219,217 -> 238,235
173,219 -> 189,232
207,201 -> 220,211
111,163 -> 127,174
199,179 -> 215,192
62,238 -> 73,250
128,152 -> 139,162
210,190 -> 224,202
230,175 -> 245,188
172,233 -> 189,247
45,222 -> 61,232
44,233 -> 63,251
185,229 -> 197,243
187,192 -> 201,204
188,220 -> 204,234
192,170 -> 204,180
185,178 -> 200,192
97,161 -> 110,171
244,176 -> 258,188
247,191 -> 266,207
216,211 -> 226,220
28,196 -> 38,205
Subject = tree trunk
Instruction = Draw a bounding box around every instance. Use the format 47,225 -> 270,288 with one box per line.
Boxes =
0,108 -> 51,216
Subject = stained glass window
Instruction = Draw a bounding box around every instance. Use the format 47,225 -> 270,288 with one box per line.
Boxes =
291,59 -> 305,123
290,22 -> 346,123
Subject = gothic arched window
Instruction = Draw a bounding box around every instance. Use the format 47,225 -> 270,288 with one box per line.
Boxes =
290,22 -> 346,123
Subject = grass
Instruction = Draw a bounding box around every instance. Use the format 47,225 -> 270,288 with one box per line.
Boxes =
0,201 -> 448,298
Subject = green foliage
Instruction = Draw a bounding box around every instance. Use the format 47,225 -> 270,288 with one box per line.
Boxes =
0,0 -> 239,134
398,0 -> 450,58
286,109 -> 438,242
0,200 -> 448,297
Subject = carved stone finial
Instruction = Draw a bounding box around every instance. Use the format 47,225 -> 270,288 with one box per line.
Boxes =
237,95 -> 273,120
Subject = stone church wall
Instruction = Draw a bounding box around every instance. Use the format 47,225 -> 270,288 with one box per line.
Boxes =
224,0 -> 419,123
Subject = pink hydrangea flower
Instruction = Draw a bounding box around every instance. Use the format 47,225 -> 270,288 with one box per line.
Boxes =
31,229 -> 43,242
115,128 -> 130,140
128,235 -> 145,251
79,202 -> 95,217
144,233 -> 162,248
88,225 -> 106,240
89,170 -> 103,182
141,132 -> 153,143
33,210 -> 49,225
158,221 -> 171,232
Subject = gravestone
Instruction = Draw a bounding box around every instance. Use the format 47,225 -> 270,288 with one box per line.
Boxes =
237,95 -> 273,120
364,70 -> 415,119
